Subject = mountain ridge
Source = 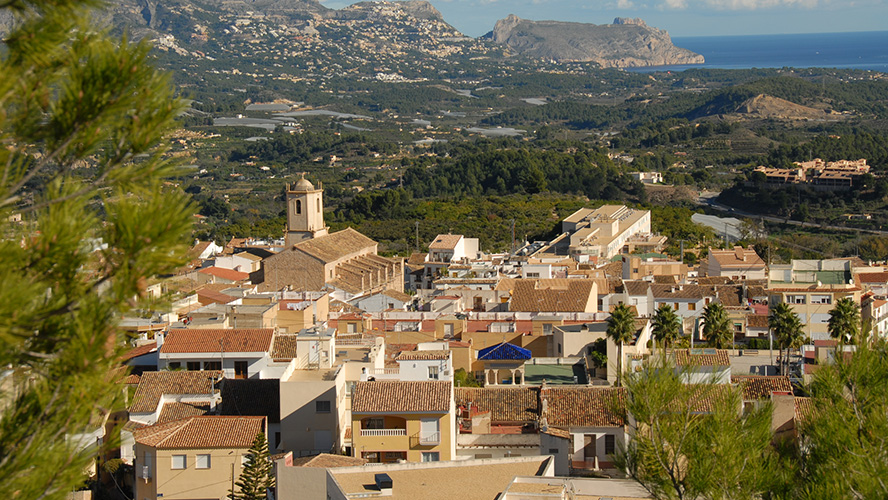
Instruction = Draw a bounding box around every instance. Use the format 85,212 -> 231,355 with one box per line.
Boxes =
485,14 -> 704,68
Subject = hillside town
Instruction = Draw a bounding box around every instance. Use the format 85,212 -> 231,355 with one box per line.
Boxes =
97,175 -> 881,500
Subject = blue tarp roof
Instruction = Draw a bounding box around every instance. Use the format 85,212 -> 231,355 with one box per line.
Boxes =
478,342 -> 532,361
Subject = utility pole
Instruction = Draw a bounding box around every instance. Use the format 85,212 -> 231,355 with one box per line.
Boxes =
510,219 -> 516,256
679,240 -> 685,264
415,221 -> 420,253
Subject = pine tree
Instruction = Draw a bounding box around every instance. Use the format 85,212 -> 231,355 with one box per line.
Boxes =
231,433 -> 275,500
0,0 -> 192,497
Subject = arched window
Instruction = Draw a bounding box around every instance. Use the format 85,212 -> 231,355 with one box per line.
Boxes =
295,199 -> 302,215
317,198 -> 321,212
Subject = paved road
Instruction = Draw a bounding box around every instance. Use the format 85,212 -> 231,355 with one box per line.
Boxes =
698,194 -> 888,236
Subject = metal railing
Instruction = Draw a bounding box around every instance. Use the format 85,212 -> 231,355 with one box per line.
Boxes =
414,432 -> 440,446
360,429 -> 407,437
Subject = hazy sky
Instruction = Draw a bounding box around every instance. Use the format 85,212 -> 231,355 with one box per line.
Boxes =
319,0 -> 888,38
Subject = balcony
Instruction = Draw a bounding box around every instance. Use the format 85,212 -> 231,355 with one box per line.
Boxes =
360,429 -> 407,437
410,432 -> 440,447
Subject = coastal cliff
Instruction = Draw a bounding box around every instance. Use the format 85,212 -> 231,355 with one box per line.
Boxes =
486,15 -> 704,68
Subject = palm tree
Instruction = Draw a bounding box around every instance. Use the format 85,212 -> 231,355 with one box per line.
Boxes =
607,303 -> 637,386
828,297 -> 861,345
702,302 -> 733,349
652,303 -> 682,354
769,302 -> 805,376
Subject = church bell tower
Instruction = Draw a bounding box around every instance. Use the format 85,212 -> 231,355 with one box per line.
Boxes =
285,173 -> 328,246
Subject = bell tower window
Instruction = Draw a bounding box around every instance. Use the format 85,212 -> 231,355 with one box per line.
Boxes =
296,200 -> 302,215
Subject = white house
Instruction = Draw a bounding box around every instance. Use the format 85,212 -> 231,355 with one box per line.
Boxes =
157,328 -> 275,379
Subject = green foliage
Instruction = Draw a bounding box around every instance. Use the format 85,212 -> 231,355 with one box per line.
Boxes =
589,337 -> 608,368
827,297 -> 861,344
0,0 -> 192,498
607,303 -> 636,385
454,368 -> 481,387
769,302 -> 805,376
801,340 -> 888,498
652,304 -> 682,351
702,302 -> 733,349
231,433 -> 275,500
616,358 -> 774,500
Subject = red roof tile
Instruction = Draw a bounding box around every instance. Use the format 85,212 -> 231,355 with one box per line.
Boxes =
455,387 -> 540,423
732,375 -> 792,400
157,402 -> 211,424
352,381 -> 451,413
161,328 -> 274,354
130,370 -> 222,413
543,387 -> 625,427
198,266 -> 250,282
134,416 -> 265,449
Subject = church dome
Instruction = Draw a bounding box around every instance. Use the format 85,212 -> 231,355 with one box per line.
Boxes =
292,175 -> 314,191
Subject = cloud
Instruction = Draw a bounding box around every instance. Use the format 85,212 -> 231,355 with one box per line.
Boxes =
617,0 -> 637,7
662,0 -> 689,8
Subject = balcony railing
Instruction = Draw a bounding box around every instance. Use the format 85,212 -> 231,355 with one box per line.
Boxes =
360,429 -> 407,437
367,367 -> 400,375
410,432 -> 440,447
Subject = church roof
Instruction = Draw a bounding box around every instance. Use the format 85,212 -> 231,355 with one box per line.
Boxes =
293,227 -> 376,263
478,342 -> 532,361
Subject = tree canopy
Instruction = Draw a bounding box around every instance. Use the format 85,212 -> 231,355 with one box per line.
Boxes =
0,0 -> 192,497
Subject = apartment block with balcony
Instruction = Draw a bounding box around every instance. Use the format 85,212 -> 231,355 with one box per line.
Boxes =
351,380 -> 455,463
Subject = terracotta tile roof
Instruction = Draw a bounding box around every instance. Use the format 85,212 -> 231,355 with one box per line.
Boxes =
713,285 -> 744,307
857,272 -> 888,284
290,453 -> 367,468
697,276 -> 733,285
121,342 -> 157,362
197,288 -> 237,305
543,387 -> 625,427
270,334 -> 299,361
219,379 -> 281,423
747,314 -> 769,328
708,246 -> 765,269
396,350 -> 451,361
134,415 -> 264,449
503,279 -> 597,313
130,370 -> 222,413
428,234 -> 462,250
157,402 -> 211,424
623,280 -> 651,296
198,266 -> 250,282
683,384 -> 738,413
674,349 -> 730,367
794,397 -> 815,425
123,374 -> 141,385
651,284 -> 711,300
352,381 -> 451,413
732,375 -> 792,400
161,328 -> 274,354
654,275 -> 680,284
293,227 -> 376,263
382,289 -> 413,303
455,387 -> 539,423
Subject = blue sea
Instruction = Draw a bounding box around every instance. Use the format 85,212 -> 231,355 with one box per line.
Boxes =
630,31 -> 888,73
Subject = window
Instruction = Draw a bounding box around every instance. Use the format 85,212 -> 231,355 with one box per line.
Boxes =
316,400 -> 331,413
421,452 -> 440,462
688,303 -> 696,311
605,435 -> 616,455
171,454 -> 186,470
295,199 -> 302,215
203,361 -> 221,371
428,366 -> 440,380
734,323 -> 743,333
788,295 -> 806,305
811,295 -> 832,305
346,322 -> 356,333
674,302 -> 680,311
365,418 -> 384,429
548,448 -> 560,454
234,361 -> 248,379
195,454 -> 210,469
543,323 -> 553,335
186,361 -> 200,371
168,362 -> 181,369
317,198 -> 321,212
